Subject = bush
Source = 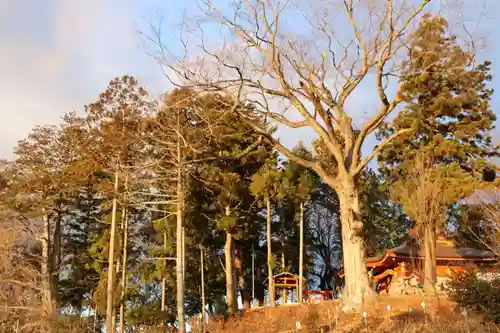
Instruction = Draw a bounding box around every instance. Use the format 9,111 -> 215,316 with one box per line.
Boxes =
448,267 -> 500,323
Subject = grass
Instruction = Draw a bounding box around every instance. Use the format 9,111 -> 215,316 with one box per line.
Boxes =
200,296 -> 500,333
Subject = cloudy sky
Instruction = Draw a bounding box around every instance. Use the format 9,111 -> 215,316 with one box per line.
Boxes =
1,0 -> 499,160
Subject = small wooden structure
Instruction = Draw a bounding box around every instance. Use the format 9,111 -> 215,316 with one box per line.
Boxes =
266,272 -> 305,304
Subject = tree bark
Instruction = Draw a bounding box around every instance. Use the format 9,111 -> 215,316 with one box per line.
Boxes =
119,208 -> 128,333
255,267 -> 265,306
281,213 -> 286,304
235,249 -> 250,309
161,231 -> 167,312
106,171 -> 119,333
50,210 -> 62,306
200,246 -> 206,330
423,224 -> 437,293
266,197 -> 275,307
225,229 -> 237,315
176,172 -> 186,333
337,179 -> 373,306
41,212 -> 55,316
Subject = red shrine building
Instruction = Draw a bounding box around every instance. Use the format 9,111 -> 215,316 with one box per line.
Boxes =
364,228 -> 499,291
334,228 -> 498,296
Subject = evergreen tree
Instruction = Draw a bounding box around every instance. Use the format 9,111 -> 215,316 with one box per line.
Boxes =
378,15 -> 498,179
250,157 -> 283,307
378,15 -> 498,291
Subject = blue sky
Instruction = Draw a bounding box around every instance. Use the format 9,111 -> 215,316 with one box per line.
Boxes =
1,0 -> 499,161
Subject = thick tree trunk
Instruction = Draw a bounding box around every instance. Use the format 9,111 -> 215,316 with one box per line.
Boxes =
423,224 -> 437,293
337,179 -> 374,306
266,198 -> 275,307
106,171 -> 119,333
225,228 -> 237,315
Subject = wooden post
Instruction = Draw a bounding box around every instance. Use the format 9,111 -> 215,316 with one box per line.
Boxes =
200,245 -> 206,330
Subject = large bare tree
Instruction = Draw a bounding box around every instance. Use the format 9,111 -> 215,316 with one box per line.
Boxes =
168,0 -> 434,305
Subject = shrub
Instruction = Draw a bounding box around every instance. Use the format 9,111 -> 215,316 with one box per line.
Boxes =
448,267 -> 500,323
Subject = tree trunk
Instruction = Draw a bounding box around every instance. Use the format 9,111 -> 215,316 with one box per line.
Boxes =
106,171 -> 119,333
255,267 -> 265,306
281,213 -> 286,304
119,208 -> 128,333
225,228 -> 237,315
200,246 -> 206,330
182,227 -> 186,282
235,249 -> 250,309
337,179 -> 373,306
161,231 -> 167,312
176,172 -> 186,333
298,201 -> 304,304
41,212 -> 55,316
281,251 -> 286,304
50,210 -> 62,306
423,224 -> 437,293
266,197 -> 275,307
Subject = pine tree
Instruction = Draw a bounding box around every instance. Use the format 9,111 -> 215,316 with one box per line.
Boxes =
281,144 -> 318,303
378,15 -> 498,179
378,15 -> 498,291
250,157 -> 282,307
73,76 -> 152,332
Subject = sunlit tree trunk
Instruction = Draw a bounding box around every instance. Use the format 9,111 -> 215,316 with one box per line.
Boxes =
106,171 -> 119,333
119,205 -> 129,333
423,224 -> 437,293
225,231 -> 237,315
41,211 -> 55,316
200,245 -> 206,329
281,212 -> 286,304
161,231 -> 167,311
176,165 -> 186,333
337,178 -> 373,305
224,204 -> 237,315
266,197 -> 275,307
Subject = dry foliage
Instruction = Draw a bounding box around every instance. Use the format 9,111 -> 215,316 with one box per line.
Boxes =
390,153 -> 474,228
475,188 -> 500,257
200,297 -> 498,333
0,217 -> 47,333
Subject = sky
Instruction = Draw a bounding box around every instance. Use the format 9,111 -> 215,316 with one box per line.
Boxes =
1,0 -> 499,161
